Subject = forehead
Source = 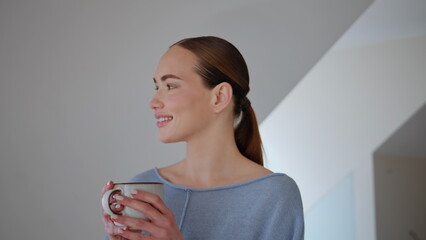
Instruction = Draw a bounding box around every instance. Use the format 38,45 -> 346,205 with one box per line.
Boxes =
154,46 -> 198,77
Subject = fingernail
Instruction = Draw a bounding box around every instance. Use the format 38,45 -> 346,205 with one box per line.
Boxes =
111,214 -> 118,219
113,203 -> 121,209
114,195 -> 124,201
107,181 -> 112,186
131,189 -> 138,195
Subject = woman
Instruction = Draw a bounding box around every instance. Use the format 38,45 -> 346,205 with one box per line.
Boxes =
102,36 -> 304,240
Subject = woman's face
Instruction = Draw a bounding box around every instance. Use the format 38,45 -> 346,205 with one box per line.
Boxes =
150,45 -> 215,143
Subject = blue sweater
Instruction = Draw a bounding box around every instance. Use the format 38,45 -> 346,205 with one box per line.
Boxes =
107,168 -> 304,240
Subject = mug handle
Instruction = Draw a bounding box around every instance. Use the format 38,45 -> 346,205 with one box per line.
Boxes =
101,188 -> 122,215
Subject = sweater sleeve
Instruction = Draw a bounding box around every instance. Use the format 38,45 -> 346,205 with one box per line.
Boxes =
261,177 -> 305,240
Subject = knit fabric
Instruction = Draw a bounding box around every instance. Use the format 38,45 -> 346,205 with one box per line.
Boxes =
106,168 -> 304,240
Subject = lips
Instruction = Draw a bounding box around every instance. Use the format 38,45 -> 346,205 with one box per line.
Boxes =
155,115 -> 173,128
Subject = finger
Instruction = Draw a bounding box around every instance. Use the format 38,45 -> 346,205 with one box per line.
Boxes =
131,190 -> 170,216
102,210 -> 111,224
114,195 -> 164,222
110,202 -> 125,212
102,180 -> 115,194
110,214 -> 161,235
102,181 -> 123,210
103,209 -> 123,226
119,228 -> 153,240
103,214 -> 127,236
111,226 -> 128,236
107,225 -> 127,237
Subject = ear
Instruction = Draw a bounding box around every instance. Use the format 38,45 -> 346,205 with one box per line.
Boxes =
211,82 -> 233,113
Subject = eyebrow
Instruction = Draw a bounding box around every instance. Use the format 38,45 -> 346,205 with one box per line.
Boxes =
153,74 -> 182,83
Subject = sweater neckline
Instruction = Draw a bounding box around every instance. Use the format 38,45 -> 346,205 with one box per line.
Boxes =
153,167 -> 285,192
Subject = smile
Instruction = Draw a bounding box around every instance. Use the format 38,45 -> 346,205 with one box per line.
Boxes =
156,116 -> 173,128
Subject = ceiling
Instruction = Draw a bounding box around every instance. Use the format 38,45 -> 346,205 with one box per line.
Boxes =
335,0 -> 426,49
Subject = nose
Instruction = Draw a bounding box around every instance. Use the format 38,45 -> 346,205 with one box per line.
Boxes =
149,91 -> 164,110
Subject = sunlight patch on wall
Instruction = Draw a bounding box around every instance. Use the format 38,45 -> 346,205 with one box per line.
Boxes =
305,172 -> 355,240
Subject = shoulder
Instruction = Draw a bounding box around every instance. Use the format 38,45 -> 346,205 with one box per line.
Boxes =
255,173 -> 300,191
270,173 -> 300,193
129,168 -> 161,182
257,174 -> 304,219
256,174 -> 305,239
254,173 -> 303,205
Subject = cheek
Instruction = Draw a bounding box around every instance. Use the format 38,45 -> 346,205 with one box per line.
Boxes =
188,93 -> 212,114
168,91 -> 211,112
166,94 -> 191,111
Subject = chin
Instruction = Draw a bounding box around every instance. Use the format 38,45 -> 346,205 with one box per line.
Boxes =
158,135 -> 181,143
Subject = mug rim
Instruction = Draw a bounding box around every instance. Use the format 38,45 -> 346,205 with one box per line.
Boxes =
114,182 -> 163,185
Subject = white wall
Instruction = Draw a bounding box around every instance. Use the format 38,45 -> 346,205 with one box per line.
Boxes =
0,0 -> 371,239
261,34 -> 426,240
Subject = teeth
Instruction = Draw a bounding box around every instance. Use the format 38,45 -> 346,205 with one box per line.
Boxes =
158,117 -> 173,122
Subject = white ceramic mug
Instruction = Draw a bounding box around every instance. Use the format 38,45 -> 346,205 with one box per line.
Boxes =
102,182 -> 164,225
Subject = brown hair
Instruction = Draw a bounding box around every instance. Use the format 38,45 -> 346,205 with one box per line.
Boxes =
172,36 -> 264,166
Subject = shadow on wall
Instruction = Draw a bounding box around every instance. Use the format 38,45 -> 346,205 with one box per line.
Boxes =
374,103 -> 426,240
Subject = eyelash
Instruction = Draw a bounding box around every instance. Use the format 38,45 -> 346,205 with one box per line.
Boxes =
154,84 -> 176,91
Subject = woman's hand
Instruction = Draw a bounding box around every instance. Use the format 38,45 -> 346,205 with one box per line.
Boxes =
110,190 -> 183,240
102,181 -> 128,240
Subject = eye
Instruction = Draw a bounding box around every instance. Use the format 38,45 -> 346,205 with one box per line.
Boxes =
154,85 -> 159,91
167,84 -> 176,90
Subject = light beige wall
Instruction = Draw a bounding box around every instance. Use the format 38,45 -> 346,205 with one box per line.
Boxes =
374,155 -> 426,240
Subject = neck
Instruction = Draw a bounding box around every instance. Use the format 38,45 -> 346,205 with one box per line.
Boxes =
180,120 -> 247,184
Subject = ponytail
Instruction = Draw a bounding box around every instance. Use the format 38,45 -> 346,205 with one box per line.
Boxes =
235,101 -> 263,166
